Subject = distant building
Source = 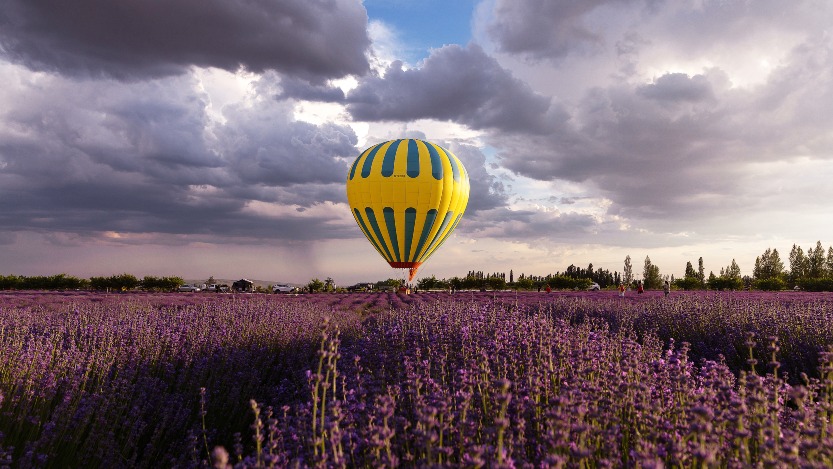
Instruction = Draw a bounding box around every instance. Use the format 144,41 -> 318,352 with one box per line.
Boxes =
232,279 -> 254,292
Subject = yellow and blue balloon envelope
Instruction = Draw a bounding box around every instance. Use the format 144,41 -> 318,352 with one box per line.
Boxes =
346,139 -> 470,281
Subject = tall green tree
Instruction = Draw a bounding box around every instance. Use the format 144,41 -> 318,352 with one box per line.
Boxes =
827,246 -> 833,278
710,259 -> 743,290
643,256 -> 662,289
324,277 -> 336,291
808,241 -> 826,279
753,248 -> 786,290
306,278 -> 325,292
724,259 -> 741,280
789,244 -> 808,284
684,261 -> 697,279
753,248 -> 784,280
623,255 -> 633,286
698,257 -> 705,286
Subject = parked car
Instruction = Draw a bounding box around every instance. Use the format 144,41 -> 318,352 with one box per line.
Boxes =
178,284 -> 201,292
272,284 -> 296,293
587,282 -> 601,291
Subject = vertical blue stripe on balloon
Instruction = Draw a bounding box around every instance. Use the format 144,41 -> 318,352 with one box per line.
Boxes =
360,143 -> 385,178
425,211 -> 455,255
383,207 -> 401,262
349,146 -> 368,180
381,139 -> 403,177
404,208 -> 416,261
365,207 -> 394,262
407,139 -> 420,178
413,209 -> 438,260
424,142 -> 443,180
427,213 -> 463,256
354,208 -> 386,260
445,148 -> 461,182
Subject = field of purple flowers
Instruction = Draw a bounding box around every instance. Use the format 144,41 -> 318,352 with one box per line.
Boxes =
1,290 -> 832,467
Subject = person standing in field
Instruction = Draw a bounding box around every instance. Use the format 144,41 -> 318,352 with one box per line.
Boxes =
637,280 -> 644,294
618,283 -> 625,297
663,280 -> 670,297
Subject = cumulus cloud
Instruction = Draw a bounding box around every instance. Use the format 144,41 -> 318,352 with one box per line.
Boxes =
463,207 -> 601,241
0,0 -> 370,81
636,73 -> 714,102
216,100 -> 357,187
0,67 -> 358,242
275,76 -> 347,102
444,143 -> 508,215
496,32 -> 833,224
346,44 -> 553,132
485,0 -> 642,60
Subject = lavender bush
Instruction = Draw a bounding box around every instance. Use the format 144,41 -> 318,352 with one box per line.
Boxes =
0,291 -> 360,467
1,290 -> 832,467
235,294 -> 833,467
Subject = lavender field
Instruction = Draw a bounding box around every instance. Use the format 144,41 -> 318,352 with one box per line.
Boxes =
1,290 -> 832,467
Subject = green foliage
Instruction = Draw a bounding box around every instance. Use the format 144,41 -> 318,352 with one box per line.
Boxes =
708,276 -> 743,291
807,240 -> 826,279
643,256 -> 662,289
707,259 -> 743,290
373,278 -> 403,292
787,241 -> 833,289
307,278 -> 326,293
416,275 -> 448,290
673,276 -> 703,290
0,274 -> 88,290
141,276 -> 184,291
697,257 -> 705,285
485,275 -> 506,290
684,261 -> 697,279
753,248 -> 784,280
508,275 -> 591,291
513,277 -> 535,290
796,278 -> 833,292
446,271 -> 510,290
789,244 -> 808,283
90,273 -> 139,291
0,274 -> 21,289
623,255 -> 633,286
547,275 -> 592,290
753,277 -> 786,291
723,259 -> 742,280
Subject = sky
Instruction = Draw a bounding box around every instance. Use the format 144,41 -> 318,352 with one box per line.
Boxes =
1,0 -> 832,285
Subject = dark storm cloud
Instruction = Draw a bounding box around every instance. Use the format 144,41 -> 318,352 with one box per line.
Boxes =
217,100 -> 357,187
0,72 -> 358,242
276,76 -> 347,102
0,0 -> 370,81
486,0 -> 641,60
346,44 -> 553,133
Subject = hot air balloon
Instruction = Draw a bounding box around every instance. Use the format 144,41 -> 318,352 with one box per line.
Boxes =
346,139 -> 470,281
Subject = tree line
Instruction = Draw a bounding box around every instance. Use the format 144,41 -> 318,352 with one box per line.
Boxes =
0,273 -> 184,292
412,240 -> 833,292
4,241 -> 833,293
